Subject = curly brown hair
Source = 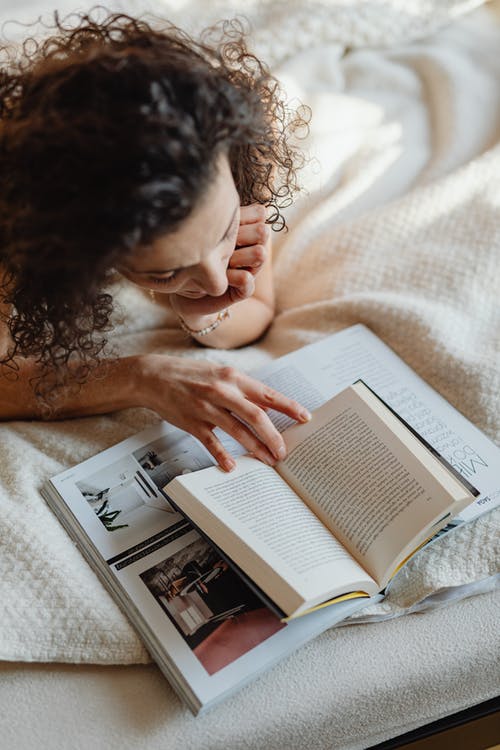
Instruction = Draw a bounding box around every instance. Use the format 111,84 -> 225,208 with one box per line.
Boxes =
0,7 -> 309,402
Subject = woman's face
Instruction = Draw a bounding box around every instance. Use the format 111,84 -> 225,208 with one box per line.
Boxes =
118,153 -> 240,298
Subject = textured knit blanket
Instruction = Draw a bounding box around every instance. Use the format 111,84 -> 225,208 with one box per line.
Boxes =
0,0 -> 499,664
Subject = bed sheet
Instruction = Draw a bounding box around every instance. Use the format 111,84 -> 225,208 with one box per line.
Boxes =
0,1 -> 499,746
0,590 -> 498,750
0,3 -> 499,742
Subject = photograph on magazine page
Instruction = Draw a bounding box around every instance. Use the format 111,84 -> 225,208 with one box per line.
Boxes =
132,433 -> 211,488
140,534 -> 285,675
77,454 -> 176,534
76,430 -> 213,535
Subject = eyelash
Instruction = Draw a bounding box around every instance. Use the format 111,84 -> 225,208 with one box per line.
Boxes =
149,273 -> 177,285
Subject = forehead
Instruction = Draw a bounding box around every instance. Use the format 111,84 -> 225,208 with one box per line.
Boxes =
130,154 -> 238,272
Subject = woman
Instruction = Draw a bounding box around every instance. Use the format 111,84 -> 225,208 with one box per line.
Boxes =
0,10 -> 311,472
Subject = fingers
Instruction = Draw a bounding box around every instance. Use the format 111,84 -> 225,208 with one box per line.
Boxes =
236,220 -> 269,249
226,269 -> 255,303
229,244 -> 267,275
210,411 -> 277,467
239,203 -> 268,225
222,395 -> 287,461
239,374 -> 312,428
166,361 -> 312,473
213,373 -> 311,462
195,410 -> 276,473
232,204 -> 270,278
170,269 -> 254,316
195,425 -> 237,473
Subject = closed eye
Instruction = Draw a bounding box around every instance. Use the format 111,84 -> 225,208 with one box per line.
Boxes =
149,272 -> 178,285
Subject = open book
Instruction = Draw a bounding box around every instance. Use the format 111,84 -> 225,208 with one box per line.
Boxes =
166,381 -> 478,619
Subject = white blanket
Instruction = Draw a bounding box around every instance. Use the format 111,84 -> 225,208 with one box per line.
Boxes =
0,0 -> 499,664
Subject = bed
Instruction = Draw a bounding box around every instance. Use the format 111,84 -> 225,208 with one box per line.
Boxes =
0,1 -> 499,747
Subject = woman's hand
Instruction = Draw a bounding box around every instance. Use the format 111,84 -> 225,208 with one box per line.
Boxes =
138,353 -> 311,471
169,204 -> 269,323
228,203 -> 269,277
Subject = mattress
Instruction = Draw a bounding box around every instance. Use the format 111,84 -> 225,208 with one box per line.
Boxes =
1,590 -> 498,750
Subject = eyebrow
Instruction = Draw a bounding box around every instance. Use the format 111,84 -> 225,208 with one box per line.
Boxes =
132,201 -> 240,276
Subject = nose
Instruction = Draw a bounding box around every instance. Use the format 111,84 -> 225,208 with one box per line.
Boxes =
195,256 -> 229,297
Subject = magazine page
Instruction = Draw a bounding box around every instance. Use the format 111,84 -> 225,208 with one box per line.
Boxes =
51,421 -> 215,563
219,324 -> 499,527
48,419 -> 377,712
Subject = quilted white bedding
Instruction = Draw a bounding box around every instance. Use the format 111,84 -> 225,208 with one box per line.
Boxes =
0,0 -> 499,680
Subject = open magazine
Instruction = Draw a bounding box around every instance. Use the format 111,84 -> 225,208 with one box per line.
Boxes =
41,324 -> 500,714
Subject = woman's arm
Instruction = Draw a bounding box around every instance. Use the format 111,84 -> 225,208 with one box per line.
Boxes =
0,353 -> 138,420
0,346 -> 310,471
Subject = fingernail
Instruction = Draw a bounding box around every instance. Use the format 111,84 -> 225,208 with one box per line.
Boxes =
275,445 -> 286,460
261,454 -> 276,466
224,459 -> 236,472
300,410 -> 312,422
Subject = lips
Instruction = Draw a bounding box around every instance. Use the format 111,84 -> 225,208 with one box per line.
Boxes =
178,290 -> 207,299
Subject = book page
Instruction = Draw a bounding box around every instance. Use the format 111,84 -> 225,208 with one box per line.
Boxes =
167,457 -> 377,614
277,386 -> 462,587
